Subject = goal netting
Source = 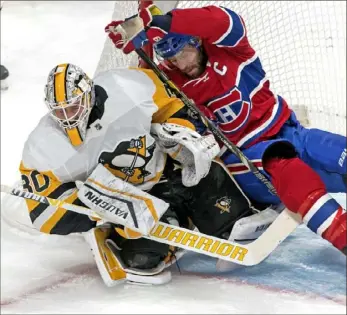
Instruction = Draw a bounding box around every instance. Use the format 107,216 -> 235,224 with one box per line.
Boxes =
96,0 -> 346,136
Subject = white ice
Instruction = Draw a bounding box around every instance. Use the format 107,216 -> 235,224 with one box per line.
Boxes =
1,2 -> 346,314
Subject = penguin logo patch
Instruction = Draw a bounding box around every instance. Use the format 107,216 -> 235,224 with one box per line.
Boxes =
215,196 -> 232,214
98,136 -> 155,184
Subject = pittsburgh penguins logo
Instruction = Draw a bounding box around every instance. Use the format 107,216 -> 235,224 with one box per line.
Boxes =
214,196 -> 232,214
98,136 -> 155,184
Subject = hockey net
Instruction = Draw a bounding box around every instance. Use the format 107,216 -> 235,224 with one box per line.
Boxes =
96,0 -> 346,136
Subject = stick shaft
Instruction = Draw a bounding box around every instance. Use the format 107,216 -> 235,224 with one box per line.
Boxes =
136,48 -> 277,195
1,184 -> 300,265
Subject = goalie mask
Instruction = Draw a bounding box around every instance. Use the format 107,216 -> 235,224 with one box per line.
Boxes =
44,63 -> 95,146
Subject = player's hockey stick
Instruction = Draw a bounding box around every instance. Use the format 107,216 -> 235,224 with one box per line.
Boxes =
1,184 -> 301,266
135,47 -> 278,196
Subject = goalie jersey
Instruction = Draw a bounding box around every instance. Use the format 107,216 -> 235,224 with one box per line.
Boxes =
19,68 -> 189,235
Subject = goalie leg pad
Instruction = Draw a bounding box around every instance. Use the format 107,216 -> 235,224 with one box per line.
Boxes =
111,209 -> 186,271
83,224 -> 127,287
113,234 -> 171,270
84,223 -> 175,286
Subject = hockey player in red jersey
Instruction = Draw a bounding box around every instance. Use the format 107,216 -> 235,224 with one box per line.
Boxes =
106,4 -> 346,255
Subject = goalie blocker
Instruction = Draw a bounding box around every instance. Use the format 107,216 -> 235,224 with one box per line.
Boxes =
80,158 -> 278,286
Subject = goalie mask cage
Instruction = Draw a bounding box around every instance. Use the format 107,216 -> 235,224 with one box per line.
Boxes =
96,0 -> 346,136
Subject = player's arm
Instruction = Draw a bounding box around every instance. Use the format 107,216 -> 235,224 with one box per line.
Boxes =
134,68 -> 190,125
123,5 -> 248,46
106,5 -> 253,59
19,162 -> 96,235
167,5 -> 247,47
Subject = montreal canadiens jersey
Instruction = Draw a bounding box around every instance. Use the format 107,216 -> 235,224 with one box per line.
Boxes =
19,68 -> 185,235
162,5 -> 292,150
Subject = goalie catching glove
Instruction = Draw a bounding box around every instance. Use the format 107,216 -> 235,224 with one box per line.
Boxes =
77,164 -> 169,237
151,123 -> 220,187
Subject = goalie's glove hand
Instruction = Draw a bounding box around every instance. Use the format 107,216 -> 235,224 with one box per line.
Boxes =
151,123 -> 220,187
105,5 -> 170,54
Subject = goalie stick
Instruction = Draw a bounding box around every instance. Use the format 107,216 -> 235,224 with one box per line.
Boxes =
1,184 -> 301,266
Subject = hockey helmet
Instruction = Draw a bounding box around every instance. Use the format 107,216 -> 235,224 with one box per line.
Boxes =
44,63 -> 95,147
153,32 -> 200,59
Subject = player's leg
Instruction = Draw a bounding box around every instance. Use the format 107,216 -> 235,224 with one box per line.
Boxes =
84,208 -> 185,287
223,138 -> 346,254
278,111 -> 346,192
263,141 -> 346,255
221,139 -> 283,207
84,159 -> 195,287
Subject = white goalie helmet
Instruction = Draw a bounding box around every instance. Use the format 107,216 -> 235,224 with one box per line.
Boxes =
44,63 -> 95,146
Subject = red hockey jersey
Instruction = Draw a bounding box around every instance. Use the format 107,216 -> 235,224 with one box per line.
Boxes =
161,5 -> 291,150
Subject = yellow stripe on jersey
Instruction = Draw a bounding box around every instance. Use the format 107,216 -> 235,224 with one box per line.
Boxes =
54,63 -> 68,103
19,162 -> 79,234
134,68 -> 185,123
20,162 -> 59,214
39,191 -> 77,234
66,127 -> 83,147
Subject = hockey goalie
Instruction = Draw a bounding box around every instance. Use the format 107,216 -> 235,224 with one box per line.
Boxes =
10,62 -> 290,287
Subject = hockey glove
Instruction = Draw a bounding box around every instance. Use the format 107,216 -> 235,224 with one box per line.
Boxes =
151,123 -> 220,187
105,4 -> 171,54
105,19 -> 149,54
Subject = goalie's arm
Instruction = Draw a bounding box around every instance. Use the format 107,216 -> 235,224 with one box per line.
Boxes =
19,162 -> 96,235
135,68 -> 198,131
